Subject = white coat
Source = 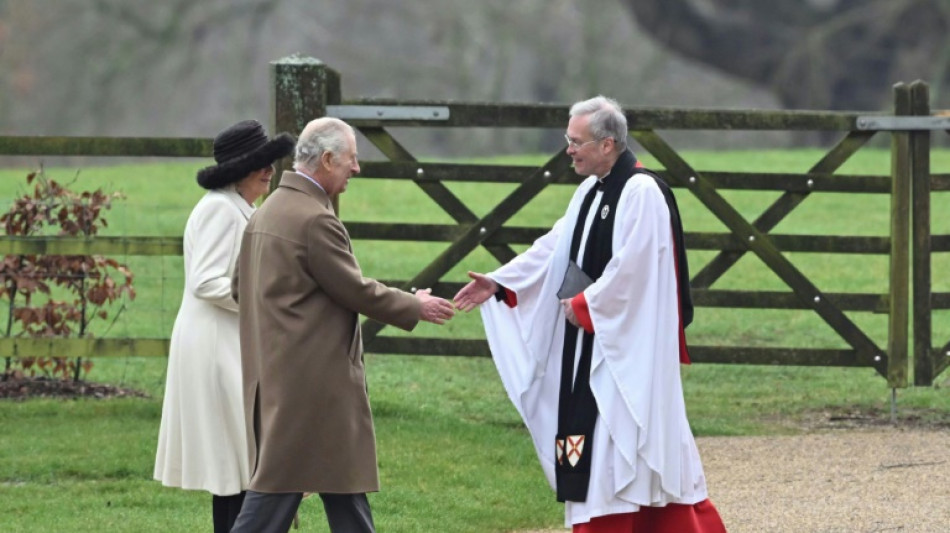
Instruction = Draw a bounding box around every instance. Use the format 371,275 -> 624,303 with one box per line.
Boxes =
154,186 -> 254,496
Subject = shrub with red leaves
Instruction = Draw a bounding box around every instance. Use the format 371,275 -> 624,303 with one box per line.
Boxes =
0,169 -> 136,383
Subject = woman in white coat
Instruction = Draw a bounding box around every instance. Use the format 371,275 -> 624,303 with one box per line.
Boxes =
154,120 -> 294,533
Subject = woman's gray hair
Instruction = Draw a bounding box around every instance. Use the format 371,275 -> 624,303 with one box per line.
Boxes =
569,96 -> 627,149
293,117 -> 353,170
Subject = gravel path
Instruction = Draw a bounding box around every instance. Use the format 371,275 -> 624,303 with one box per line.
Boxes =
519,429 -> 950,532
701,429 -> 950,532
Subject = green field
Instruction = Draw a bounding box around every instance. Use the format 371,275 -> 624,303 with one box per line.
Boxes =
0,149 -> 948,532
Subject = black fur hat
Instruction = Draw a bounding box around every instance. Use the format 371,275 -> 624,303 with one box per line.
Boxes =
196,120 -> 295,189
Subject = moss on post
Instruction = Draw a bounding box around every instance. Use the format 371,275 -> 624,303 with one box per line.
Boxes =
269,55 -> 341,193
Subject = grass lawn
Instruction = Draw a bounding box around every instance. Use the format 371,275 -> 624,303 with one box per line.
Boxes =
0,147 -> 948,532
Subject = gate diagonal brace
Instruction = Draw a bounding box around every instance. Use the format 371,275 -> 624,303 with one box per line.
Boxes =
358,126 -> 517,265
631,130 -> 886,372
691,130 -> 874,289
361,150 -> 574,341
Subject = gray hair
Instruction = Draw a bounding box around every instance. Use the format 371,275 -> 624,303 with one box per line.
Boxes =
293,117 -> 353,171
569,96 -> 627,150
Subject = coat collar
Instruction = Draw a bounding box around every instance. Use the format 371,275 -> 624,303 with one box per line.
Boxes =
277,171 -> 333,210
219,186 -> 256,220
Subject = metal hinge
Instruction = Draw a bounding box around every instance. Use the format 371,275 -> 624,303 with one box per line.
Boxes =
855,116 -> 950,130
326,105 -> 450,121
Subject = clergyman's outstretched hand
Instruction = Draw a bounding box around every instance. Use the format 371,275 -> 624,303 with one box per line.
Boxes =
453,271 -> 498,312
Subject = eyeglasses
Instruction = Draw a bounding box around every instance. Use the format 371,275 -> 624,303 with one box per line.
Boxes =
564,134 -> 602,150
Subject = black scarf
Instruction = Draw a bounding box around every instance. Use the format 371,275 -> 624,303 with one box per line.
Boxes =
554,150 -> 692,502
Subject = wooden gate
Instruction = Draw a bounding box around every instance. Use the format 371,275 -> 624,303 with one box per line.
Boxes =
271,60 -> 947,388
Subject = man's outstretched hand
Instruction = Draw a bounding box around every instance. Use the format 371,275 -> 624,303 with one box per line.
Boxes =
415,288 -> 456,324
452,271 -> 498,312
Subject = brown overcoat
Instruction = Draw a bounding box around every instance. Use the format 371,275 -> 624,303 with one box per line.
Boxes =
232,172 -> 421,493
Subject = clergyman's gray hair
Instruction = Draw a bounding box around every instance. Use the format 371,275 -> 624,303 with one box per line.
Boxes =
569,96 -> 627,150
293,117 -> 353,170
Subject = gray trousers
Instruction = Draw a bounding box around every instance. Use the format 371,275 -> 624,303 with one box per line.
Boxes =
230,491 -> 375,533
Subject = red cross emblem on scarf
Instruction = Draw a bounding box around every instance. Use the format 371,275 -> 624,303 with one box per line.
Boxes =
556,438 -> 565,465
566,435 -> 585,467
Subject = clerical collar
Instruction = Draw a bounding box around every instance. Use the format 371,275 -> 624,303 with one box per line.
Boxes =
295,170 -> 326,193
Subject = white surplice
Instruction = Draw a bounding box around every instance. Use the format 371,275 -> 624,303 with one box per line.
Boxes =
480,173 -> 709,526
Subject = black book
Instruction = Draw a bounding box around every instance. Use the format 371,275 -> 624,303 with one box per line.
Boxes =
556,261 -> 594,300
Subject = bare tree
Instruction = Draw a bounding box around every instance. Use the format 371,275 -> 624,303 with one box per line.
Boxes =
0,0 -> 779,151
1,0 -> 286,135
618,0 -> 950,111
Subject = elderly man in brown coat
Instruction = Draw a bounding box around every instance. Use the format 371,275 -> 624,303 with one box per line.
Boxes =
230,117 -> 455,533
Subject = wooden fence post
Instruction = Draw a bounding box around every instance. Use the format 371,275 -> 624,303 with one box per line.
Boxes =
888,83 -> 911,388
269,55 -> 341,194
909,80 -> 933,386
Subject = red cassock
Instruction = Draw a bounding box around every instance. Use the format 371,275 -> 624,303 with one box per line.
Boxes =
573,499 -> 726,532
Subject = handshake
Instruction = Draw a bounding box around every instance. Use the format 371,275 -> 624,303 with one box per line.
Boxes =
414,271 -> 501,325
413,287 -> 455,325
